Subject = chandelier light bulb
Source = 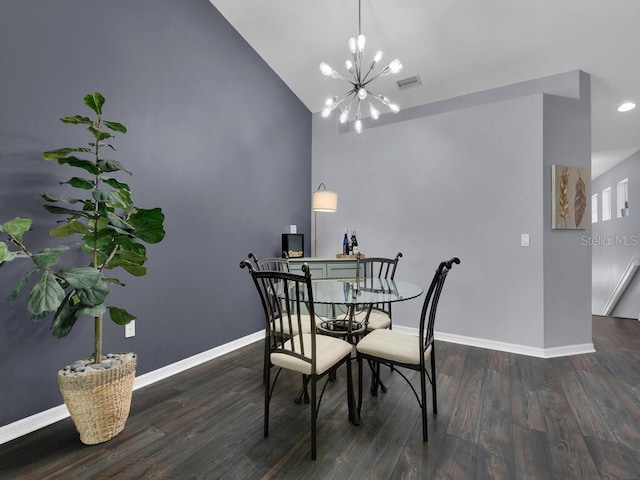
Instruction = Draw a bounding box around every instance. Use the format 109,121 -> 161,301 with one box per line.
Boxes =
373,50 -> 383,63
319,62 -> 334,77
345,60 -> 355,74
377,95 -> 391,105
355,118 -> 363,134
388,58 -> 403,74
325,97 -> 335,107
368,102 -> 380,120
339,103 -> 352,124
389,103 -> 400,113
357,34 -> 366,53
358,88 -> 368,100
348,37 -> 357,54
321,107 -> 332,118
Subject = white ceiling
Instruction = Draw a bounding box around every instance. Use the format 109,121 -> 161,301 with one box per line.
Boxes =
209,0 -> 640,178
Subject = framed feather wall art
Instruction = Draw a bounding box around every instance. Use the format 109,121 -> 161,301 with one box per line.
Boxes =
551,165 -> 590,229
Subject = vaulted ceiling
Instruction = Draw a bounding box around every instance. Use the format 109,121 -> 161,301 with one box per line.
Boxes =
210,0 -> 640,177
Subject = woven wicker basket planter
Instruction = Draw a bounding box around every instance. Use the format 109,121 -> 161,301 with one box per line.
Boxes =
57,354 -> 137,445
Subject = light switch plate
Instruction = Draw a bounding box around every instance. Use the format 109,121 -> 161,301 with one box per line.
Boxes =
521,233 -> 530,247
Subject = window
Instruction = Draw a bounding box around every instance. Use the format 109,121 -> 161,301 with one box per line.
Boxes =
602,187 -> 612,221
592,194 -> 598,223
617,178 -> 629,218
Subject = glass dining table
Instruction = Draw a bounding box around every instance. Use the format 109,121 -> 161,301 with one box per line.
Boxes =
301,277 -> 424,342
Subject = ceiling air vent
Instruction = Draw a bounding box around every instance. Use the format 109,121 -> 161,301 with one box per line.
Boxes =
397,75 -> 422,90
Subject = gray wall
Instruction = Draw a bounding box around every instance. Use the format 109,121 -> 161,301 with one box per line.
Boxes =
542,73 -> 593,347
0,0 -> 311,426
592,149 -> 640,318
312,71 -> 591,351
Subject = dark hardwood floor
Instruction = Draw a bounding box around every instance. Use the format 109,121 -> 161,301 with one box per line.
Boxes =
1,316 -> 639,479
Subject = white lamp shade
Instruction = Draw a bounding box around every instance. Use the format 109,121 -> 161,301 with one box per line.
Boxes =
312,190 -> 338,212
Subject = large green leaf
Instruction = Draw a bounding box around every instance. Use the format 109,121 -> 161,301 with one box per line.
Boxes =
61,115 -> 92,125
128,208 -> 165,244
113,249 -> 147,264
43,148 -> 74,161
27,271 -> 65,315
102,177 -> 130,191
107,258 -> 147,276
2,217 -> 32,241
97,159 -> 132,175
117,189 -> 133,209
32,246 -> 69,268
114,235 -> 146,256
103,121 -> 127,133
57,156 -> 100,175
51,294 -> 80,338
107,306 -> 136,325
106,212 -> 133,231
49,220 -> 89,238
93,188 -> 125,207
43,205 -> 88,218
0,242 -> 6,263
88,126 -> 112,141
41,193 -> 82,204
84,92 -> 105,115
77,280 -> 110,306
78,304 -> 106,318
6,266 -> 39,301
58,267 -> 101,289
61,177 -> 94,190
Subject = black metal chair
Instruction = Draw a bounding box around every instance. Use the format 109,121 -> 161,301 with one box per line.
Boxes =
240,261 -> 356,460
354,252 -> 403,331
248,252 -> 290,273
356,257 -> 460,442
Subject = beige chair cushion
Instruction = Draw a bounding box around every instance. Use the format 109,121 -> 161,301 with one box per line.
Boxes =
354,309 -> 391,330
356,329 -> 432,366
271,333 -> 353,375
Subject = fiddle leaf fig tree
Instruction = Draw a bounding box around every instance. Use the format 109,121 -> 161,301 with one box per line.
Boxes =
0,92 -> 165,363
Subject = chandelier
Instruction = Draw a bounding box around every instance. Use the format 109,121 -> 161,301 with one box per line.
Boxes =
319,0 -> 403,133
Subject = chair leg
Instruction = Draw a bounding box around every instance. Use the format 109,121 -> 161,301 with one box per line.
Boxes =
264,366 -> 270,438
346,356 -> 359,425
420,365 -> 428,443
431,347 -> 438,415
357,355 -> 363,417
311,375 -> 317,460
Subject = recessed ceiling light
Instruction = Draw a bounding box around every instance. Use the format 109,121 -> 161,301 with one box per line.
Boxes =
617,102 -> 636,112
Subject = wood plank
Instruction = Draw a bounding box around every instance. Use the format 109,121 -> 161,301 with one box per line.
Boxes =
446,346 -> 486,442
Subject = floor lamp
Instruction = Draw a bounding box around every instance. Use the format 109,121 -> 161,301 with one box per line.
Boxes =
312,183 -> 337,257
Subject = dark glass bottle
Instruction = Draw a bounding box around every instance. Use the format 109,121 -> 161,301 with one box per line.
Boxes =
343,229 -> 349,255
351,231 -> 359,255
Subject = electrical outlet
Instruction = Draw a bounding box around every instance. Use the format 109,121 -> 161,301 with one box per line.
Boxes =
125,320 -> 135,338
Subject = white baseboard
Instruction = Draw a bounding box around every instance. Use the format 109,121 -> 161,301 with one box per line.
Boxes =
393,325 -> 596,359
0,330 -> 264,446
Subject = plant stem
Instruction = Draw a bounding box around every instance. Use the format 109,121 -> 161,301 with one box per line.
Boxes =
93,115 -> 102,363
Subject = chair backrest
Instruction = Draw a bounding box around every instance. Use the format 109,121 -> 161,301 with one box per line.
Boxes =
356,253 -> 403,316
356,252 -> 402,280
248,252 -> 290,272
240,261 -> 317,369
419,257 -> 460,352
